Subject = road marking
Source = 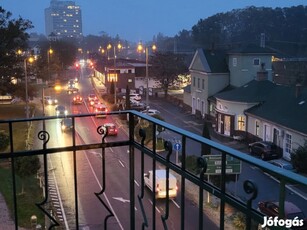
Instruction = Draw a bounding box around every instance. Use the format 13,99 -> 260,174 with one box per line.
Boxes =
118,159 -> 125,167
48,155 -> 70,229
113,197 -> 130,203
84,151 -> 124,230
148,199 -> 160,213
172,200 -> 180,208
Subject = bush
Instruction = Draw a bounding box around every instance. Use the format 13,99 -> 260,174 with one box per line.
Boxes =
0,132 -> 9,151
291,141 -> 307,173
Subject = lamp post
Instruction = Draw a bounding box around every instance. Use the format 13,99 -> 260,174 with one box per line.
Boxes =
107,43 -> 122,105
24,57 -> 34,122
137,43 -> 157,108
47,48 -> 53,82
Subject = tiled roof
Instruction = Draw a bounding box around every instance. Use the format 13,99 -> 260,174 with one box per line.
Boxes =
214,80 -> 275,103
228,44 -> 275,55
202,49 -> 229,73
246,85 -> 307,135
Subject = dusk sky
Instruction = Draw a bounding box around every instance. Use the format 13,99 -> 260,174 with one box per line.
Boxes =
1,0 -> 306,42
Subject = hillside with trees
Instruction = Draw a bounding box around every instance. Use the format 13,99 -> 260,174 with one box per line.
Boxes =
156,5 -> 307,57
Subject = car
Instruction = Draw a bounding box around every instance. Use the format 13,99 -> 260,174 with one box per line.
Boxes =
123,93 -> 142,101
60,118 -> 73,132
67,79 -> 76,88
268,159 -> 296,172
88,93 -> 97,102
43,96 -> 58,105
258,201 -> 307,229
141,109 -> 161,116
248,141 -> 280,160
55,105 -> 68,116
72,95 -> 83,105
89,98 -> 100,106
102,123 -> 118,136
67,87 -> 79,94
94,103 -> 108,118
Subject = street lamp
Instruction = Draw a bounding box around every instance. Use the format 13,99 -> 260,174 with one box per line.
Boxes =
107,43 -> 122,105
47,48 -> 53,82
137,43 -> 157,108
24,56 -> 35,123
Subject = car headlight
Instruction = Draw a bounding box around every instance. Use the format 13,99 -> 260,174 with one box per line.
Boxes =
64,110 -> 68,115
54,99 -> 58,103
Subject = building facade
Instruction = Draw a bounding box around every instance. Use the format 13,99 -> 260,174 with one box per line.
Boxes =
45,0 -> 82,39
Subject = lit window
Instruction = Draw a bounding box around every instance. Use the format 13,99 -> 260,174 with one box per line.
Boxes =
237,115 -> 245,131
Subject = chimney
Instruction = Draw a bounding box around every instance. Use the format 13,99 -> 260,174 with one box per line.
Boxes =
296,83 -> 302,98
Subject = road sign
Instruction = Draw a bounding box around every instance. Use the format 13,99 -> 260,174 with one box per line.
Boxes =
203,155 -> 241,175
173,143 -> 181,151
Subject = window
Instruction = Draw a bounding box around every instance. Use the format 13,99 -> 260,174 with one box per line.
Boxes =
197,78 -> 200,88
202,79 -> 205,89
233,58 -> 237,67
255,120 -> 260,136
253,58 -> 260,66
237,115 -> 245,131
193,77 -> 195,87
285,133 -> 292,154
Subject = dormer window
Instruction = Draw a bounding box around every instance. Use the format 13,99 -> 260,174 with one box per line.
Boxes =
253,58 -> 260,66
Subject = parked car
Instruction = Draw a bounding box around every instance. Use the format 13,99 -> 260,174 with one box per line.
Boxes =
55,105 -> 68,116
123,93 -> 142,101
248,141 -> 280,160
43,96 -> 58,105
72,95 -> 83,105
60,118 -> 73,132
141,109 -> 161,116
258,201 -> 307,229
268,159 -> 296,172
102,123 -> 118,136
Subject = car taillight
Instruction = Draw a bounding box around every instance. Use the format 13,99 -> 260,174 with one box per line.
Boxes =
105,108 -> 108,112
115,129 -> 118,133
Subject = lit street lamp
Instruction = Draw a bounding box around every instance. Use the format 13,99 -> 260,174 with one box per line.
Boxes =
24,56 -> 35,122
47,48 -> 53,82
107,43 -> 122,105
137,43 -> 157,108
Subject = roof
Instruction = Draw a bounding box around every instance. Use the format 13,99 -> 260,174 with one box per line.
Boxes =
228,44 -> 275,55
245,84 -> 307,135
202,49 -> 229,73
214,80 -> 276,103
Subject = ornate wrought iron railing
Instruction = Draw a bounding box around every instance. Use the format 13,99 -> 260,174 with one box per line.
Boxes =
0,111 -> 306,229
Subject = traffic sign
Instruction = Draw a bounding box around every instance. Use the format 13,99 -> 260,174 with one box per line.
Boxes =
203,155 -> 241,175
173,143 -> 181,151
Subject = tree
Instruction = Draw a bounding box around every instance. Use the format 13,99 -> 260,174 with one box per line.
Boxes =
291,141 -> 307,173
0,7 -> 33,83
15,156 -> 41,194
201,122 -> 211,155
149,51 -> 188,98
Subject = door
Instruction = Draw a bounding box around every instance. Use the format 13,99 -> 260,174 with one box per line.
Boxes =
224,115 -> 231,136
264,124 -> 271,141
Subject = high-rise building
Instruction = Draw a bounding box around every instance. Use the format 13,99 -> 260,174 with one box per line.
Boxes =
45,0 -> 82,39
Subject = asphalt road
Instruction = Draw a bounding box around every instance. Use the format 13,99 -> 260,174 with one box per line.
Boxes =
38,69 -> 219,229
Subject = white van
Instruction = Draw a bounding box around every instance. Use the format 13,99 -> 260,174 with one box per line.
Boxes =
144,169 -> 178,199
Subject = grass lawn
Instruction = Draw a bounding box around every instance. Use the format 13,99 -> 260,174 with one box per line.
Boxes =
0,103 -> 45,228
